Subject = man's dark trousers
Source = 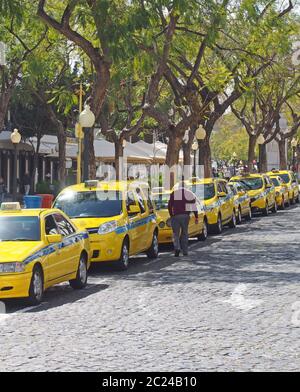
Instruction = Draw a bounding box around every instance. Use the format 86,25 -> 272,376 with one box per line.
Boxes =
171,214 -> 190,255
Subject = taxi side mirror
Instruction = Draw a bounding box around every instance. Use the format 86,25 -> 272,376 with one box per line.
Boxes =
265,184 -> 273,189
217,191 -> 227,198
46,234 -> 62,244
128,205 -> 140,215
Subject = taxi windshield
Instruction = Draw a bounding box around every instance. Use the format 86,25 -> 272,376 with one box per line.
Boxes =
189,183 -> 215,200
153,194 -> 170,210
271,177 -> 280,187
0,216 -> 40,241
235,177 -> 263,190
54,190 -> 123,218
278,174 -> 290,184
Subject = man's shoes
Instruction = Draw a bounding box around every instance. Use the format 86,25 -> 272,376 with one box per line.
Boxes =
174,250 -> 180,257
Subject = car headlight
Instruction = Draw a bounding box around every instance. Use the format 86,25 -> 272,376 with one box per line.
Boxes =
98,221 -> 118,235
205,202 -> 219,211
276,191 -> 280,197
159,221 -> 166,228
253,192 -> 264,201
0,262 -> 25,273
166,218 -> 172,227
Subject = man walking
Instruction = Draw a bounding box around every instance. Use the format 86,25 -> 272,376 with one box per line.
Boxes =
23,173 -> 31,195
168,182 -> 198,257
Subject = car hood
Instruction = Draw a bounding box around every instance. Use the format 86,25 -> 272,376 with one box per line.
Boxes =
156,209 -> 170,221
71,216 -> 123,230
0,241 -> 44,263
247,189 -> 264,197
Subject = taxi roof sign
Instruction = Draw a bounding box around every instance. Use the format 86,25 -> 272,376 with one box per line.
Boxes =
1,202 -> 22,211
84,180 -> 98,188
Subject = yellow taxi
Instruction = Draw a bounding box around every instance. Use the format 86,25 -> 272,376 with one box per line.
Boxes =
267,170 -> 299,205
184,178 -> 237,234
227,182 -> 252,223
230,173 -> 277,215
268,175 -> 290,209
53,180 -> 158,270
0,203 -> 91,305
152,189 -> 208,244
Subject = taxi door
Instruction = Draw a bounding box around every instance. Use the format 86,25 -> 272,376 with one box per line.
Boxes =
44,214 -> 65,282
126,190 -> 142,255
53,213 -> 80,277
217,181 -> 231,221
264,176 -> 275,206
135,187 -> 153,252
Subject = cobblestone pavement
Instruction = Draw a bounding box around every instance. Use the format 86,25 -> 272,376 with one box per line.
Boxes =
1,207 -> 300,372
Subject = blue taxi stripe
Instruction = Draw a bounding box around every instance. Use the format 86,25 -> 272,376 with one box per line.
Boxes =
89,214 -> 156,236
23,231 -> 88,266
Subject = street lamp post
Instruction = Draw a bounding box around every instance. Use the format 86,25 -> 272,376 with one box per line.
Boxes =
232,151 -> 237,176
291,138 -> 298,171
10,128 -> 21,201
192,141 -> 198,177
79,104 -> 96,181
195,125 -> 207,176
257,134 -> 265,172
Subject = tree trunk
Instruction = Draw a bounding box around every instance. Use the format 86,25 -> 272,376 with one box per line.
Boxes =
278,139 -> 287,170
182,142 -> 192,166
198,137 -> 212,178
165,132 -> 182,167
259,144 -> 267,173
114,141 -> 124,181
0,91 -> 12,132
57,123 -> 66,186
248,135 -> 257,173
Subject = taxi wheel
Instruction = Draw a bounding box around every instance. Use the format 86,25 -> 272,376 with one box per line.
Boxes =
28,265 -> 44,305
198,219 -> 208,241
245,207 -> 252,221
117,240 -> 130,270
290,195 -> 295,205
286,198 -> 291,208
236,207 -> 242,225
262,201 -> 269,216
272,201 -> 278,214
69,254 -> 88,290
146,231 -> 159,259
280,197 -> 286,210
228,211 -> 237,229
210,214 -> 222,234
296,194 -> 300,204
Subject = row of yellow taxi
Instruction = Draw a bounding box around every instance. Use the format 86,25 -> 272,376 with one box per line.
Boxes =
0,170 -> 298,305
152,170 -> 299,243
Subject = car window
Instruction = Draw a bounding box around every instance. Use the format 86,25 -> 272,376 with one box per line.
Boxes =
45,215 -> 59,236
126,191 -> 140,213
228,184 -> 237,195
217,182 -> 223,193
135,188 -> 146,214
53,214 -> 76,237
0,216 -> 40,241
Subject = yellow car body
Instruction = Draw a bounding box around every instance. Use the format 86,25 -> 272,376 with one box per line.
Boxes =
269,175 -> 290,209
152,190 -> 208,244
267,170 -> 299,205
230,174 -> 276,215
227,182 -> 252,223
54,181 -> 158,269
183,178 -> 237,234
0,204 -> 91,303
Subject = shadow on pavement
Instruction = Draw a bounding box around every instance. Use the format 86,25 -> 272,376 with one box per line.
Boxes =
4,283 -> 109,313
